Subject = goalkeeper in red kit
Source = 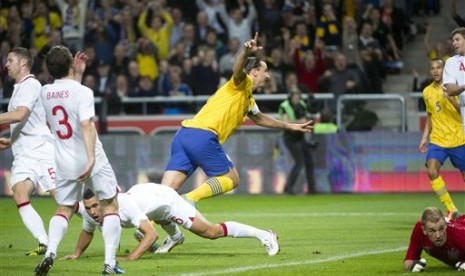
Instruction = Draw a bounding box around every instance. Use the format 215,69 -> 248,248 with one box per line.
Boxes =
404,207 -> 465,272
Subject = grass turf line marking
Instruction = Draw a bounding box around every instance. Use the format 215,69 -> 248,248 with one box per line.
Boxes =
179,246 -> 407,276
204,212 -> 419,217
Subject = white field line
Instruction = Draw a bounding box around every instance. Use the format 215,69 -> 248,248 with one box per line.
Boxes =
203,212 -> 419,217
178,246 -> 407,276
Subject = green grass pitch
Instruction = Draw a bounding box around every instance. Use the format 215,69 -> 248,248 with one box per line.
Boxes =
0,193 -> 464,275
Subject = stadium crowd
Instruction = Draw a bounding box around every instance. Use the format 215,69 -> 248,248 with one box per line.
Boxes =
0,0 -> 433,117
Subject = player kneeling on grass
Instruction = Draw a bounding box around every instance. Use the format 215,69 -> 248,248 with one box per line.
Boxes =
61,183 -> 279,261
404,207 -> 465,272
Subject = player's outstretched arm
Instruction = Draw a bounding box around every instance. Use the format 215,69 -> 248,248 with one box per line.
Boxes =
73,51 -> 88,83
60,230 -> 94,260
122,219 -> 158,261
444,83 -> 465,96
249,112 -> 313,133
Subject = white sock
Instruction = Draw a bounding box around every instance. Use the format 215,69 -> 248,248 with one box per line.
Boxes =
18,202 -> 48,245
46,215 -> 69,257
161,222 -> 183,240
222,221 -> 268,240
102,214 -> 121,267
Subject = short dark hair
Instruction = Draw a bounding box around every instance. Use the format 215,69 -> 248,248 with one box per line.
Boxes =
244,57 -> 262,73
45,45 -> 73,79
83,189 -> 95,200
11,47 -> 33,70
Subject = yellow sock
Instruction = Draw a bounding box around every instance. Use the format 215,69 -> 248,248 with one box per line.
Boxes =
431,176 -> 457,212
185,176 -> 234,202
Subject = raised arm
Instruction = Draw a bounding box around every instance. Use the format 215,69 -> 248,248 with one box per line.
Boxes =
232,32 -> 262,85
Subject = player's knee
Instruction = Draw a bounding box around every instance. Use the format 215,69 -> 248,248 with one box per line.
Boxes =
426,168 -> 439,180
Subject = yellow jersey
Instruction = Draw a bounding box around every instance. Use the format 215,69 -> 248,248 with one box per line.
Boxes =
423,81 -> 465,147
182,76 -> 256,144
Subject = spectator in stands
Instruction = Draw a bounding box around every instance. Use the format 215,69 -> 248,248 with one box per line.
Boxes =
358,21 -> 384,93
127,60 -> 140,94
95,59 -> 115,98
32,30 -> 64,76
162,65 -> 193,114
169,7 -> 185,48
6,5 -> 30,48
83,44 -> 98,79
55,0 -> 88,51
195,11 -> 211,45
366,7 -> 400,63
318,52 -> 361,111
197,28 -> 227,60
380,0 -> 406,51
316,3 -> 341,50
137,0 -> 173,61
279,89 -> 317,195
134,37 -> 159,82
450,0 -> 465,27
111,5 -> 139,55
267,44 -> 293,90
342,16 -> 362,70
84,17 -> 117,64
195,0 -> 226,43
219,37 -> 241,79
179,23 -> 198,59
218,0 -> 257,46
111,43 -> 130,76
255,0 -> 283,44
286,28 -> 325,93
191,48 -> 220,96
32,1 -> 62,53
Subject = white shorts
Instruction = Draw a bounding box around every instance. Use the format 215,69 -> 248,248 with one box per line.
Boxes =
54,162 -> 119,206
10,155 -> 56,192
155,189 -> 197,230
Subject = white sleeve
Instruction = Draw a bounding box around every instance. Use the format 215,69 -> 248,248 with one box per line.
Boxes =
249,103 -> 260,115
78,87 -> 95,122
442,58 -> 456,88
16,81 -> 41,111
118,194 -> 148,229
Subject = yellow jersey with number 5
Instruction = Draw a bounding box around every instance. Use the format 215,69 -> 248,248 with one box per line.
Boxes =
423,82 -> 465,147
182,75 -> 256,144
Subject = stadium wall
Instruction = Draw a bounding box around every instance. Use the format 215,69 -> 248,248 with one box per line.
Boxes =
0,121 -> 463,196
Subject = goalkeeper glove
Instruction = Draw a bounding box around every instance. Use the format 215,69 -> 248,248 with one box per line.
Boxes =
456,262 -> 465,271
411,258 -> 427,272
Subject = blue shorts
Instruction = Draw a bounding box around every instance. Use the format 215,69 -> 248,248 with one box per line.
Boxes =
426,143 -> 465,171
165,127 -> 234,177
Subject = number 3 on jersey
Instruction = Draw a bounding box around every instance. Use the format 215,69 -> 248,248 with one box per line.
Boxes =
52,105 -> 73,139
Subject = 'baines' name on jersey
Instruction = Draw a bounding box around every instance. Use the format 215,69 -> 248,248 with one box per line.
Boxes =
47,90 -> 69,99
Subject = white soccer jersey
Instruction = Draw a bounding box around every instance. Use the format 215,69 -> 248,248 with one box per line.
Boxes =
8,75 -> 54,158
75,183 -> 195,231
41,79 -> 108,180
443,55 -> 465,132
75,194 -> 148,232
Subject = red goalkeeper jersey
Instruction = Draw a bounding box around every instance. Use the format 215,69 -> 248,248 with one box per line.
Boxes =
404,216 -> 465,266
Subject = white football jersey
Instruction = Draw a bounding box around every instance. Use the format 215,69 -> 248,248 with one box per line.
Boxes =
75,194 -> 148,232
443,55 -> 465,132
41,79 -> 108,180
8,75 -> 54,158
123,183 -> 180,224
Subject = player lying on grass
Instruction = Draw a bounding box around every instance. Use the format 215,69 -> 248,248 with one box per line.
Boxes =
61,183 -> 279,261
404,207 -> 465,272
